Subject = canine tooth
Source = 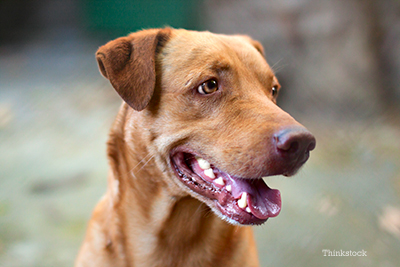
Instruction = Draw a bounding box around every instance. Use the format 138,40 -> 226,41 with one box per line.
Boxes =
204,168 -> 215,179
246,207 -> 251,213
196,157 -> 211,170
226,185 -> 232,192
238,192 -> 248,209
214,177 -> 225,186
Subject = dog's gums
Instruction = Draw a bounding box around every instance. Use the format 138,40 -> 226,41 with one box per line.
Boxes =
171,150 -> 281,225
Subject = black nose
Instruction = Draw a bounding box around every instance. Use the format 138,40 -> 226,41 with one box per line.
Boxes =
274,127 -> 316,162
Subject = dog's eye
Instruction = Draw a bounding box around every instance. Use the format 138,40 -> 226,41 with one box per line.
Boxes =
272,86 -> 278,97
198,79 -> 218,95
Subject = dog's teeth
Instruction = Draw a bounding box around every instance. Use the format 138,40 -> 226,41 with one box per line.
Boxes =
214,177 -> 225,186
196,156 -> 211,170
238,192 -> 248,209
226,185 -> 232,192
246,207 -> 251,213
204,168 -> 215,179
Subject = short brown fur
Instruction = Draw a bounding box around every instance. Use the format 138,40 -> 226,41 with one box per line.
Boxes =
76,28 -> 313,267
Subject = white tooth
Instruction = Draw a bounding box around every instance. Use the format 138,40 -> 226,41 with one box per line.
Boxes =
204,168 -> 215,179
246,207 -> 251,213
196,157 -> 211,170
214,177 -> 225,186
238,192 -> 248,209
226,185 -> 232,192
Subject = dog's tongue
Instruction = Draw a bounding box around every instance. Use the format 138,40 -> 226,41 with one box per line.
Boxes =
228,176 -> 281,219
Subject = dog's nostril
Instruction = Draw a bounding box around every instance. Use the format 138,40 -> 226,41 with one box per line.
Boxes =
287,141 -> 299,153
307,139 -> 316,152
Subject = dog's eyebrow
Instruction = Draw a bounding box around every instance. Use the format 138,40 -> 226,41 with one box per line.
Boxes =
210,60 -> 232,73
184,59 -> 233,86
214,60 -> 232,70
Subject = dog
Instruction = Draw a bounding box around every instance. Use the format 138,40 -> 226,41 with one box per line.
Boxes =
75,28 -> 316,267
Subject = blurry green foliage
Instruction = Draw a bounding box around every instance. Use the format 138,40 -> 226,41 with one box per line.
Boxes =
82,0 -> 203,38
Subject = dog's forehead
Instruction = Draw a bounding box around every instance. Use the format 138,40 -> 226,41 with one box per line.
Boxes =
159,29 -> 274,88
173,30 -> 251,50
164,30 -> 267,64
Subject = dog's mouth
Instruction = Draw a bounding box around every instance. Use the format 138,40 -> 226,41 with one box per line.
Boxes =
170,149 -> 281,225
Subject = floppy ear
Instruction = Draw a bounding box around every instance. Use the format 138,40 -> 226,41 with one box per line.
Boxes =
96,28 -> 171,111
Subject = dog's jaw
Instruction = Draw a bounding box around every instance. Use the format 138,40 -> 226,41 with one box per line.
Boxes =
169,147 -> 282,225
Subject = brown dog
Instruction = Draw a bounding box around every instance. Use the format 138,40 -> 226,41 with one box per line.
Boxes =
75,28 -> 315,267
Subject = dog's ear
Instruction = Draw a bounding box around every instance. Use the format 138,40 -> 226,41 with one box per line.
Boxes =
235,35 -> 265,57
250,40 -> 265,56
96,28 -> 171,111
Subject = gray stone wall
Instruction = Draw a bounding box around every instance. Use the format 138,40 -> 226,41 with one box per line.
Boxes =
202,0 -> 400,122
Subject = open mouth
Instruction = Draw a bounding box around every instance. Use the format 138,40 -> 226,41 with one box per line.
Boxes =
170,148 -> 281,225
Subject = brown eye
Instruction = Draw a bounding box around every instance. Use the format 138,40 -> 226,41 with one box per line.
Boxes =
272,86 -> 278,97
198,79 -> 218,95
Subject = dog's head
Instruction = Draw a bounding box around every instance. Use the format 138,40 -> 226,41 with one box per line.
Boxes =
97,28 -> 316,225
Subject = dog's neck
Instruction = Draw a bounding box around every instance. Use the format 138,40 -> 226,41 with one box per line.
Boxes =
100,104 -> 258,266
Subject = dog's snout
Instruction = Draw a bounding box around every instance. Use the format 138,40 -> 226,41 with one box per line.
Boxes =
274,127 -> 316,160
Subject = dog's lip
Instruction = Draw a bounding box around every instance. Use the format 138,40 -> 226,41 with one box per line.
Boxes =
169,147 -> 281,225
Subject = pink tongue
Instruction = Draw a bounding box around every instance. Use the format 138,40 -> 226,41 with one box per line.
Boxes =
229,177 -> 281,219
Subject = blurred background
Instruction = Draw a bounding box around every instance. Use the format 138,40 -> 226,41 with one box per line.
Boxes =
0,0 -> 399,266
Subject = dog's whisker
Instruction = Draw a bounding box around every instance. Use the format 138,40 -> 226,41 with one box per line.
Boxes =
272,64 -> 288,74
270,57 -> 290,75
127,152 -> 154,175
136,154 -> 155,172
270,57 -> 284,71
204,208 -> 214,219
194,202 -> 208,218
